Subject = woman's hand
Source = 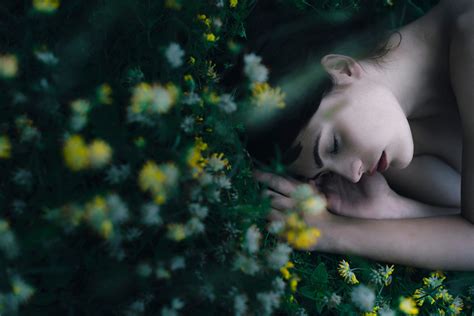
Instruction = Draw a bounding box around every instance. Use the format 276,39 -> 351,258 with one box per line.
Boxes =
318,172 -> 400,219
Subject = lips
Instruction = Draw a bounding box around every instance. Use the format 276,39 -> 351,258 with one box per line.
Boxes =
367,151 -> 388,175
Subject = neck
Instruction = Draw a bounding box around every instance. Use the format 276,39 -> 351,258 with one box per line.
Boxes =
358,4 -> 447,120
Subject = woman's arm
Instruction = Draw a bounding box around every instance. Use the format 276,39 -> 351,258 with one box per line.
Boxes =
449,7 -> 474,223
309,213 -> 474,271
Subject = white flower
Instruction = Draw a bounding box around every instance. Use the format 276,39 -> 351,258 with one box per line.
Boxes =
141,203 -> 162,226
182,92 -> 201,105
234,294 -> 248,316
243,224 -> 261,254
34,50 -> 59,66
105,164 -> 130,184
215,0 -> 224,7
267,220 -> 285,234
188,203 -> 209,219
350,284 -> 375,312
214,175 -> 232,189
218,93 -> 237,113
233,253 -> 260,275
257,291 -> 281,316
170,256 -> 186,271
326,292 -> 342,308
244,53 -> 268,83
180,116 -> 194,133
136,262 -> 153,277
185,217 -> 205,235
106,194 -> 130,223
150,85 -> 173,113
164,42 -> 185,68
272,277 -> 286,294
267,243 -> 292,269
378,307 -> 396,316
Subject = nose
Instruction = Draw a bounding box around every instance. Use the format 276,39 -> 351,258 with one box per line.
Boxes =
349,159 -> 363,183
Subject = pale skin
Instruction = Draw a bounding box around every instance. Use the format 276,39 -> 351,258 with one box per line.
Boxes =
254,0 -> 474,271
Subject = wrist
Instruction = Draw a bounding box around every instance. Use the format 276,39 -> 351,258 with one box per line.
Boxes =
305,211 -> 346,253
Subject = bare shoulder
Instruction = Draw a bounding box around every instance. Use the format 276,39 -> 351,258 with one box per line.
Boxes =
439,0 -> 474,27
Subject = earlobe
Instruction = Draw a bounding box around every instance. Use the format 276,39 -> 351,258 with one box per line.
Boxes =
321,54 -> 362,86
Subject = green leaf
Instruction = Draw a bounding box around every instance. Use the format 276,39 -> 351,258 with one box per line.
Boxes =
311,262 -> 328,285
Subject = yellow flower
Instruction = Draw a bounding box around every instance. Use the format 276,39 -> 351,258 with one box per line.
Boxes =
184,74 -> 193,82
205,33 -> 217,42
33,0 -> 60,13
251,82 -> 286,109
97,83 -> 113,105
88,139 -> 113,169
280,261 -> 294,280
0,135 -> 12,159
413,287 -> 433,306
167,223 -> 186,241
290,276 -> 300,292
0,54 -> 18,78
229,0 -> 238,8
290,228 -> 320,250
100,219 -> 113,239
448,297 -> 463,315
130,82 -> 177,115
188,56 -> 196,65
84,195 -> 108,222
164,0 -> 182,10
337,260 -> 359,285
63,134 -> 90,171
423,272 -> 445,289
138,160 -> 167,194
187,137 -> 209,178
399,297 -> 419,315
363,306 -> 380,316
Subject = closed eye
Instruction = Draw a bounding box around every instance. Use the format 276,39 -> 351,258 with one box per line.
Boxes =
330,135 -> 339,155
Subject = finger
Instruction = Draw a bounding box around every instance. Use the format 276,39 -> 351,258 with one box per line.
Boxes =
268,208 -> 286,222
262,189 -> 295,210
253,170 -> 297,197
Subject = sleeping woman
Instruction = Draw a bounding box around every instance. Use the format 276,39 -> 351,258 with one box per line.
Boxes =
251,0 -> 474,271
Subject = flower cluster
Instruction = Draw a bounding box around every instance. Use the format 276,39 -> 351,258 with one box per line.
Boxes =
62,134 -> 113,171
32,0 -> 60,13
129,82 -> 179,115
280,213 -> 321,250
338,259 -> 359,285
138,161 -> 179,205
0,54 -> 18,79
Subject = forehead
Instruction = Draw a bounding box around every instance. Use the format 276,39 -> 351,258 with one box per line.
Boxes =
287,96 -> 348,178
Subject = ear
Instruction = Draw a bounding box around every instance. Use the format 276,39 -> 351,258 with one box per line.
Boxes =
321,54 -> 363,86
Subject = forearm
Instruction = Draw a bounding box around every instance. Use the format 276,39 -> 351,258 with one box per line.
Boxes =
313,214 -> 474,271
393,192 -> 460,218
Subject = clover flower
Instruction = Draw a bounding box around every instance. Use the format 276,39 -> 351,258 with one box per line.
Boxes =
229,0 -> 238,7
141,202 -> 162,226
218,93 -> 237,113
244,53 -> 268,83
282,213 -> 320,250
251,82 -> 286,109
0,54 -> 18,78
399,297 -> 419,315
243,224 -> 261,254
351,284 -> 375,312
267,243 -> 292,270
34,48 -> 59,66
33,0 -> 60,13
291,184 -> 327,215
0,135 -> 12,159
233,253 -> 260,275
11,276 -> 35,303
207,152 -> 231,172
88,139 -> 113,169
234,294 -> 248,316
63,134 -> 90,171
412,287 -> 433,306
130,82 -> 178,115
96,83 -> 113,105
337,259 -> 359,285
165,42 -> 185,68
370,264 -> 395,286
187,137 -> 209,178
166,223 -> 187,241
138,161 -> 178,204
448,296 -> 463,315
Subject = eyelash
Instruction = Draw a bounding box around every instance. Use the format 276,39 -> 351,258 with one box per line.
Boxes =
330,135 -> 339,155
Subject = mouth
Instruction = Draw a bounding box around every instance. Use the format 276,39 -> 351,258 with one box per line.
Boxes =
367,151 -> 389,175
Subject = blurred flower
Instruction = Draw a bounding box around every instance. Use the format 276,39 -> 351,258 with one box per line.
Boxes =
12,169 -> 33,191
167,223 -> 187,241
423,271 -> 445,289
187,138 -> 209,178
130,82 -> 178,115
205,33 -> 217,42
243,225 -> 261,254
33,0 -> 60,13
34,46 -> 58,66
170,256 -> 186,271
185,217 -> 205,235
378,307 -> 396,316
233,253 -> 260,275
448,296 -> 463,315
370,264 -> 394,287
100,219 -> 114,239
251,83 -> 286,109
234,294 -> 248,316
282,213 -> 320,250
207,152 -> 231,172
141,202 -> 162,226
11,276 -> 35,303
0,219 -> 19,259
244,53 -> 268,83
105,164 -> 130,184
97,83 -> 113,105
218,93 -> 237,113
197,14 -> 212,28
165,0 -> 182,10
337,259 -> 359,285
292,184 -> 326,215
180,116 -> 195,133
15,115 -> 41,143
279,261 -> 294,280
229,0 -> 238,8
413,287 -> 433,306
267,243 -> 292,270
257,291 -> 281,316
165,42 -> 185,68
63,134 -> 89,171
351,284 -> 375,312
188,203 -> 208,219
0,135 -> 12,159
323,293 -> 342,309
0,54 -> 18,78
399,297 -> 419,315
88,139 -> 113,169
138,161 -> 178,204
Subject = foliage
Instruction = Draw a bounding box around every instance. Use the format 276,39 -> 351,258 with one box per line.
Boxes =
0,0 -> 473,315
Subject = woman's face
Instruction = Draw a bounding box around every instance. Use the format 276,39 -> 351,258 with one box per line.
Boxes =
287,78 -> 414,183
